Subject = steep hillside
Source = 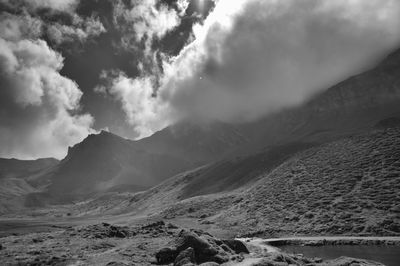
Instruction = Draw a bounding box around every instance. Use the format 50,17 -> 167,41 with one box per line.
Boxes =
221,127 -> 400,237
143,127 -> 400,237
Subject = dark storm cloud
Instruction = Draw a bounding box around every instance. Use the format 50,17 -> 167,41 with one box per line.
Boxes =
103,0 -> 400,138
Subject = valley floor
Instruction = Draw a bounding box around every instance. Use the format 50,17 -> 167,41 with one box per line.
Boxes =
0,215 -> 399,266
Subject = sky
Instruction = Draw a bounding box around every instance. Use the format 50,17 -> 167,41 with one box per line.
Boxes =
0,0 -> 400,160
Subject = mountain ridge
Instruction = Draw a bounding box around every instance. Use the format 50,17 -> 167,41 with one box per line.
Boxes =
1,47 -> 400,209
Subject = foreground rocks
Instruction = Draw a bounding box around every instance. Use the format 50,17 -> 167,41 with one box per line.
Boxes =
155,229 -> 249,265
0,220 -> 392,266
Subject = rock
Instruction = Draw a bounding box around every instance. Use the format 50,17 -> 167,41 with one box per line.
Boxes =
251,259 -> 288,266
32,238 -> 43,243
220,244 -> 233,253
79,224 -> 132,238
176,230 -> 218,258
156,247 -> 178,264
106,262 -> 128,266
323,256 -> 385,266
174,247 -> 195,266
167,223 -> 179,229
109,226 -> 127,238
208,254 -> 229,264
221,239 -> 249,254
314,257 -> 323,263
142,221 -> 165,229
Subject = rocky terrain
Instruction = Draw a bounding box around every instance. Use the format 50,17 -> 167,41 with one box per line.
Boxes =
0,220 -> 391,266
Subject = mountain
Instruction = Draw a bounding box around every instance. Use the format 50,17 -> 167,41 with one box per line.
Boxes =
43,125 -> 247,201
65,48 -> 400,234
95,126 -> 398,238
3,48 -> 400,210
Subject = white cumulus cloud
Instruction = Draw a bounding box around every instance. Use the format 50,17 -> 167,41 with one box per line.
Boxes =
105,0 -> 400,138
0,29 -> 94,159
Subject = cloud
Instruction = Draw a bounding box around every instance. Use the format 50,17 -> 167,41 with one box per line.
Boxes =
0,0 -> 98,159
0,0 -> 79,13
97,70 -> 174,137
113,0 -> 181,54
46,15 -> 106,45
0,38 -> 94,159
0,12 -> 43,41
0,1 -> 106,46
105,0 -> 400,138
27,0 -> 79,12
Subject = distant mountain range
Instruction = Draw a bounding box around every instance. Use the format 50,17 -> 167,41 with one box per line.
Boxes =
1,47 -> 400,211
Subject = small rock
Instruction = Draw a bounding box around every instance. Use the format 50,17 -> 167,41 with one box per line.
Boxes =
106,262 -> 128,266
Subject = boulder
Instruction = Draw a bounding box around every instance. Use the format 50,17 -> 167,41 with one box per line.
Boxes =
156,247 -> 178,264
176,230 -> 219,262
221,240 -> 249,254
174,247 -> 195,266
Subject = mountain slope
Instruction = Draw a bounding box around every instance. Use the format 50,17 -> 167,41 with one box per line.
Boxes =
232,48 -> 400,157
218,127 -> 400,237
105,126 -> 400,237
0,158 -> 58,213
46,131 -> 193,199
5,47 -> 400,210
0,158 -> 58,180
42,124 -> 247,201
89,48 -> 400,234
